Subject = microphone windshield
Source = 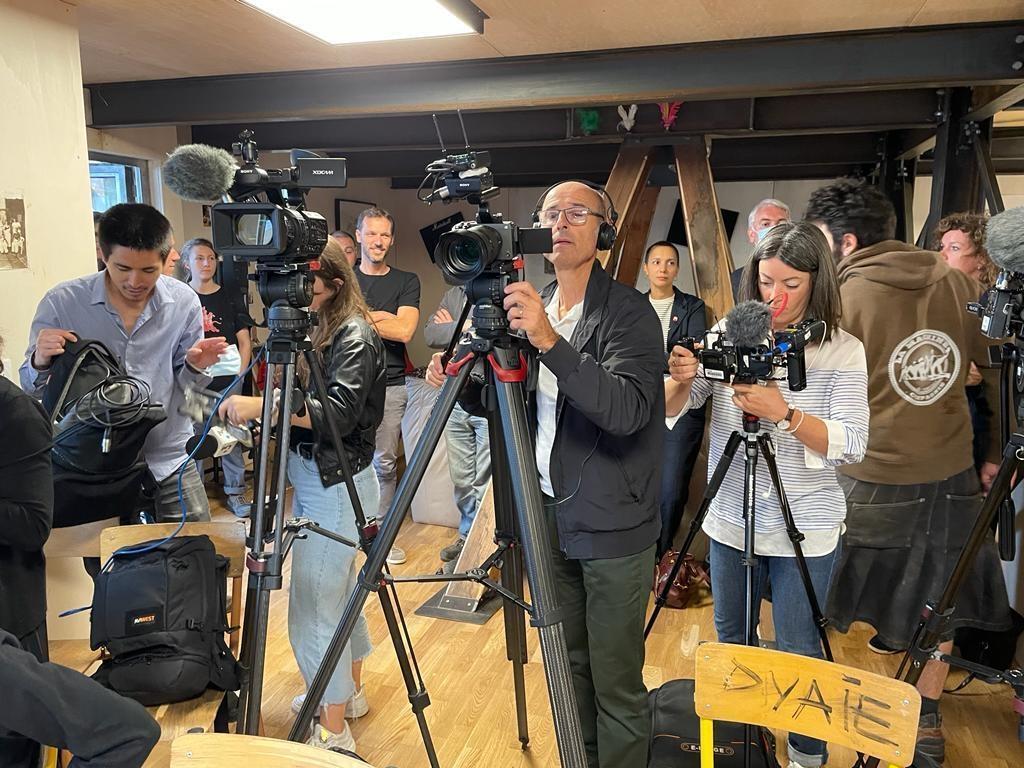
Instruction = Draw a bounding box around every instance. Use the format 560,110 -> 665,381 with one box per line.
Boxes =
726,300 -> 773,348
163,144 -> 238,202
985,206 -> 1024,274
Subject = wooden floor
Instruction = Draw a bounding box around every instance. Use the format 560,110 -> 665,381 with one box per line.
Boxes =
192,492 -> 1024,768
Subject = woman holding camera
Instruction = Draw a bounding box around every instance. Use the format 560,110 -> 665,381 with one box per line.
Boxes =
220,239 -> 386,753
665,222 -> 869,768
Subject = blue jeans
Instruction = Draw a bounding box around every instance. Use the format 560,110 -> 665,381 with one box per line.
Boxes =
445,404 -> 490,538
220,443 -> 248,496
287,451 -> 377,706
709,538 -> 837,767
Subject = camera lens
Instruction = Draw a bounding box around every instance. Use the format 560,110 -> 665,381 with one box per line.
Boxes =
434,225 -> 504,283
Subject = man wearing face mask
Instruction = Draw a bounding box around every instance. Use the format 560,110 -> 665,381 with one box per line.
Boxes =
805,178 -> 1011,768
428,181 -> 664,767
731,198 -> 791,301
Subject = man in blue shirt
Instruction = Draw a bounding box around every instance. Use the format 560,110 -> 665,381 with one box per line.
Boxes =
20,204 -> 226,522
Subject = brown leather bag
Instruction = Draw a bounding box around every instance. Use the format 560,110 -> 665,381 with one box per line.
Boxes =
653,550 -> 710,609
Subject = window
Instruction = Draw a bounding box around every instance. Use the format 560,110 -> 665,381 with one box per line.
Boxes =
89,152 -> 149,212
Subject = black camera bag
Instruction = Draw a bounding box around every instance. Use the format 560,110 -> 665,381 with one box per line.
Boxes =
89,535 -> 239,706
649,679 -> 780,767
41,338 -> 166,527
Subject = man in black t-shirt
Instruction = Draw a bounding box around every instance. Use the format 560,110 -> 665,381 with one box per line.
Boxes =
354,207 -> 420,565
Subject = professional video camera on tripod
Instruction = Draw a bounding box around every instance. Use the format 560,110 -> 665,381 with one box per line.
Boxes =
165,134 -> 446,755
284,131 -> 623,765
648,296 -> 844,767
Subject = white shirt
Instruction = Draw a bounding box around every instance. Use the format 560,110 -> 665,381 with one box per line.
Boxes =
649,295 -> 674,351
536,287 -> 583,496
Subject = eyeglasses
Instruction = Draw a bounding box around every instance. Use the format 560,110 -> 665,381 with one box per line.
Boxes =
537,207 -> 605,227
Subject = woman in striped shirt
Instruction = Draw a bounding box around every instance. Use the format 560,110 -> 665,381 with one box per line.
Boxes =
665,221 -> 869,768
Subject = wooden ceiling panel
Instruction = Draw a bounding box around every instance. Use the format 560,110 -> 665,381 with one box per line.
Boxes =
74,0 -> 1021,84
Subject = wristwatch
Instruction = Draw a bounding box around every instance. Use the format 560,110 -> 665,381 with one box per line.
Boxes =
776,406 -> 795,431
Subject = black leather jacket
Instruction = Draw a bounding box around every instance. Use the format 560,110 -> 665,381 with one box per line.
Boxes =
302,315 -> 387,488
460,263 -> 665,559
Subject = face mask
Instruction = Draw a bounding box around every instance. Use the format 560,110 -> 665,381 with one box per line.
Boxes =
756,227 -> 771,242
204,344 -> 242,378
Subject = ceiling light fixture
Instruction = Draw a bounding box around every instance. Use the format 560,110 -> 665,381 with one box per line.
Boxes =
238,0 -> 487,46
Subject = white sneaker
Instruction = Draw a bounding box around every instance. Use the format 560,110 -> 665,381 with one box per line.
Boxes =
308,721 -> 357,754
346,686 -> 369,719
386,545 -> 406,565
292,687 -> 368,719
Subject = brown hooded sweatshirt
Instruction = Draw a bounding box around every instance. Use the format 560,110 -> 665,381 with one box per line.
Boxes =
836,240 -> 1000,484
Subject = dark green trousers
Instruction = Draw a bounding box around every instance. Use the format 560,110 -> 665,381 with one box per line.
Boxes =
543,499 -> 655,768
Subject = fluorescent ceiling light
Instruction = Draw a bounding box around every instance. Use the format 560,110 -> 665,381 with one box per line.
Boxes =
239,0 -> 480,45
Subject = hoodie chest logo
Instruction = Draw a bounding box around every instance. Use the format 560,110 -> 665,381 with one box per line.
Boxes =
887,330 -> 961,406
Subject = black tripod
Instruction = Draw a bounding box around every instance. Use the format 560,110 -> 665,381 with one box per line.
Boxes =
646,410 -> 834,768
288,301 -> 590,767
235,302 -> 439,766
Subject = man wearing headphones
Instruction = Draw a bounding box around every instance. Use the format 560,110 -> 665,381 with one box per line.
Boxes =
428,181 -> 664,767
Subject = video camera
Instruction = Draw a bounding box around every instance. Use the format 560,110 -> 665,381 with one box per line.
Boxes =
164,131 -> 347,313
969,271 -> 1024,340
418,147 -> 552,337
683,317 -> 826,392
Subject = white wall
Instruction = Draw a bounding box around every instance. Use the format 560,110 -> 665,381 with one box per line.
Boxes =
0,0 -> 94,375
0,0 -> 98,639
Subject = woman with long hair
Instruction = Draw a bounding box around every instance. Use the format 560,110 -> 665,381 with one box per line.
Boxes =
181,237 -> 253,516
220,239 -> 386,752
665,222 -> 869,768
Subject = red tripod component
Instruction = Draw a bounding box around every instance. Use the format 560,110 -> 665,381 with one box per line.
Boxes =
488,352 -> 528,383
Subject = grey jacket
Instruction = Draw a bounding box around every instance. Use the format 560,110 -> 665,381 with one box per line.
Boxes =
423,285 -> 469,350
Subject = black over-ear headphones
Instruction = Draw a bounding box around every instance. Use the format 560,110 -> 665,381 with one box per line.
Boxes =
531,180 -> 619,251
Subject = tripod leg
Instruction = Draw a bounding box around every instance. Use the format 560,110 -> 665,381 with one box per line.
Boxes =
492,367 -> 588,768
503,543 -> 531,748
899,436 -> 1024,689
239,362 -> 298,735
757,434 -> 834,662
377,584 -> 441,768
645,430 -> 743,638
288,356 -> 477,742
489,404 -> 530,748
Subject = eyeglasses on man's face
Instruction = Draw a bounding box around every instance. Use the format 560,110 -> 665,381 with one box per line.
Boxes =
537,207 -> 605,227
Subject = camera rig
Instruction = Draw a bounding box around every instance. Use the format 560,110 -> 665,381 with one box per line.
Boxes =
683,318 -> 826,392
209,131 -> 346,317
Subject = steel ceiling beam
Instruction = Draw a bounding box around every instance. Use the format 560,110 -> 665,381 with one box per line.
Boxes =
88,23 -> 1024,127
188,90 -> 940,153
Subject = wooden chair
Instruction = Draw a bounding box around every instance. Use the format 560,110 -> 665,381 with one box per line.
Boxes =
97,522 -> 249,750
44,516 -> 121,661
99,521 -> 247,654
694,642 -> 921,768
170,733 -> 375,767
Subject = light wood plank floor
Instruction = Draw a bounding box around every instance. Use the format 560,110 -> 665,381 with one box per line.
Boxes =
201,496 -> 1024,768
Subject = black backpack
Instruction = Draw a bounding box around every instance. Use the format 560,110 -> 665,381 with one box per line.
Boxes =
649,679 -> 780,767
42,337 -> 122,419
43,338 -> 166,528
89,535 -> 240,706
